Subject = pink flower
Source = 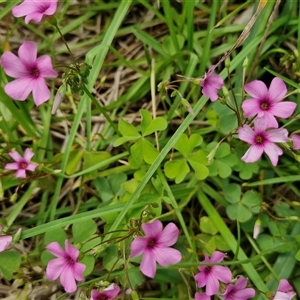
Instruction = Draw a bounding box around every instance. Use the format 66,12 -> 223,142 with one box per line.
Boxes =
291,134 -> 300,150
1,41 -> 58,106
200,66 -> 224,101
274,279 -> 296,300
91,284 -> 120,300
194,251 -> 232,296
12,0 -> 58,24
220,277 -> 255,300
46,240 -> 86,293
242,77 -> 296,128
5,148 -> 38,178
238,118 -> 289,166
130,220 -> 182,278
0,225 -> 12,252
195,292 -> 210,300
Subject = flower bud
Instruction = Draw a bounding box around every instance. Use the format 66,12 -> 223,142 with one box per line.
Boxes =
242,57 -> 249,68
253,219 -> 261,239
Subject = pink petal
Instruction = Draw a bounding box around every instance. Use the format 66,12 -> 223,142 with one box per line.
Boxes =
18,41 -> 37,67
263,143 -> 283,166
46,241 -> 65,257
278,279 -> 293,292
26,163 -> 38,172
244,80 -> 268,99
0,236 -> 12,252
274,291 -> 294,300
234,277 -> 248,290
265,128 -> 289,143
23,148 -> 34,161
234,288 -> 256,299
12,2 -> 39,18
60,266 -> 78,293
212,265 -> 232,283
202,83 -> 219,101
72,262 -> 86,281
153,247 -> 182,267
103,284 -> 121,299
241,99 -> 260,118
15,169 -> 27,178
241,145 -> 264,163
210,251 -> 226,263
205,73 -> 224,89
268,77 -> 287,102
292,134 -> 300,150
1,52 -> 27,78
194,292 -> 210,300
157,222 -> 179,246
5,78 -> 35,101
270,102 -> 297,118
257,113 -> 278,129
205,273 -> 220,296
64,240 -> 79,261
8,151 -> 23,162
194,271 -> 207,288
140,250 -> 157,278
91,290 -> 102,300
36,56 -> 58,78
25,12 -> 44,23
4,162 -> 19,171
238,125 -> 255,144
130,237 -> 148,258
32,77 -> 51,106
46,257 -> 65,280
142,220 -> 163,238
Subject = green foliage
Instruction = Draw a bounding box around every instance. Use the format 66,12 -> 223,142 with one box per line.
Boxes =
114,109 -> 167,168
72,219 -> 97,244
0,251 -> 21,280
224,184 -> 262,222
207,142 -> 238,178
164,133 -> 209,183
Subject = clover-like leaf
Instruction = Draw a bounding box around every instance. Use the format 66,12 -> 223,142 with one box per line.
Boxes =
241,190 -> 262,214
175,133 -> 203,157
187,150 -> 209,180
223,183 -> 241,204
140,109 -> 167,136
164,159 -> 190,183
226,202 -> 252,222
200,216 -> 218,235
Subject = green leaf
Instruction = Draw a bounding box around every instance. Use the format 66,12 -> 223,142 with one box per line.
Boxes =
103,245 -> 124,270
114,135 -> 140,147
175,134 -> 203,157
142,138 -> 159,164
162,35 -> 185,56
83,151 -> 111,180
43,228 -> 68,247
120,264 -> 144,288
223,183 -> 241,203
81,237 -> 102,253
72,219 -> 97,244
241,190 -> 262,214
200,216 -> 218,235
129,139 -> 144,168
0,251 -> 21,279
164,159 -> 190,183
140,109 -> 167,136
216,160 -> 232,178
226,202 -> 252,222
188,150 -> 209,180
81,254 -> 95,276
66,150 -> 83,175
118,118 -> 140,137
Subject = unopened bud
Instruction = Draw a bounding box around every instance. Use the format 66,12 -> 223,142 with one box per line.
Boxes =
13,228 -> 22,243
225,57 -> 230,69
291,201 -> 300,207
253,219 -> 261,239
181,98 -> 195,116
222,85 -> 229,98
242,57 -> 249,68
287,216 -> 299,221
10,193 -> 18,203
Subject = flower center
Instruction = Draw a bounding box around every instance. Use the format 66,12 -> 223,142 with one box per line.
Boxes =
38,4 -> 50,13
31,68 -> 40,77
98,296 -> 108,300
204,266 -> 212,274
260,101 -> 269,110
19,161 -> 28,169
255,135 -> 263,144
147,238 -> 156,248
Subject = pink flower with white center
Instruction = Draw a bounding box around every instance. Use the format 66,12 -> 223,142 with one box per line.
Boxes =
0,225 -> 12,252
46,240 -> 86,293
238,118 -> 289,166
200,66 -> 224,101
194,251 -> 232,296
1,41 -> 58,106
242,77 -> 296,128
91,284 -> 120,300
195,292 -> 210,300
130,220 -> 182,278
220,277 -> 255,300
274,279 -> 296,300
291,134 -> 300,150
5,148 -> 38,178
12,0 -> 58,24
